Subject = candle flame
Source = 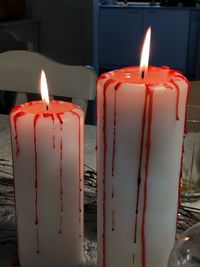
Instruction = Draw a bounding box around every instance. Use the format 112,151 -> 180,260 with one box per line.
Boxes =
140,27 -> 151,74
40,70 -> 50,107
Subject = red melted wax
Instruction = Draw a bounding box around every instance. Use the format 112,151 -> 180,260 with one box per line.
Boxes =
100,70 -> 190,267
102,78 -> 115,267
96,74 -> 110,198
112,82 -> 122,177
110,82 -> 122,234
96,80 -> 99,198
170,79 -> 180,121
57,113 -> 64,234
43,113 -> 55,149
13,111 -> 25,156
141,87 -> 154,267
71,110 -> 82,238
34,114 -> 40,253
112,209 -> 115,232
134,86 -> 149,244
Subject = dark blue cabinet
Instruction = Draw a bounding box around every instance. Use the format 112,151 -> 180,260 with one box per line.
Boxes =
144,9 -> 190,74
99,6 -> 199,77
188,11 -> 200,79
99,8 -> 143,69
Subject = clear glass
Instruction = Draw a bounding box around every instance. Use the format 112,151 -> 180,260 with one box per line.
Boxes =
181,105 -> 200,205
168,223 -> 200,267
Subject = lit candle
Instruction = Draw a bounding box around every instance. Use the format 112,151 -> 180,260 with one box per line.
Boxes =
9,70 -> 84,267
97,28 -> 190,267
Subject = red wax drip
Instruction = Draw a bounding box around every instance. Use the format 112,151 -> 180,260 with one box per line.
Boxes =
111,82 -> 121,177
34,114 -> 40,253
11,105 -> 21,113
57,113 -> 64,234
56,112 -> 64,125
183,80 -> 190,134
59,214 -> 63,235
53,134 -> 55,149
170,80 -> 180,121
134,87 -> 149,244
34,114 -> 40,225
163,82 -> 173,90
43,113 -> 55,149
59,132 -> 63,234
102,78 -> 115,267
96,79 -> 99,198
60,132 -> 63,212
112,209 -> 115,232
110,83 -> 121,237
112,185 -> 114,199
70,110 -> 82,238
141,87 -> 154,267
96,75 -> 111,199
13,111 -> 25,156
99,74 -> 107,80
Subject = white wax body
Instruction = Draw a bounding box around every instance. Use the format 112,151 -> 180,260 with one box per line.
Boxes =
10,101 -> 84,267
97,67 -> 189,267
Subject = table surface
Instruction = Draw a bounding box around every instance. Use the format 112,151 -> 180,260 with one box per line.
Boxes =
0,114 -> 97,267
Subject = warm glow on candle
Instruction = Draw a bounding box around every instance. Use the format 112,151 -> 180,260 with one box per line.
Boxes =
40,70 -> 50,107
140,27 -> 151,75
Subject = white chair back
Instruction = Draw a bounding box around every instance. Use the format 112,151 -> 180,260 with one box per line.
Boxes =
0,50 -> 97,114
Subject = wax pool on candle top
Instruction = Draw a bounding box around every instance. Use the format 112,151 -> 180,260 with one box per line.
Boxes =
15,100 -> 76,114
108,66 -> 180,84
10,100 -> 84,267
97,66 -> 189,267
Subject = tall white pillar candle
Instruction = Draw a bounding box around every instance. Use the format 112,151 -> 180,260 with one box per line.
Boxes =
97,66 -> 189,267
9,100 -> 84,267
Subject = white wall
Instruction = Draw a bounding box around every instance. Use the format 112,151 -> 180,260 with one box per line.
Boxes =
25,0 -> 95,65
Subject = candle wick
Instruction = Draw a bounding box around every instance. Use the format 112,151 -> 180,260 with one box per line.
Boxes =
46,104 -> 49,111
141,71 -> 145,79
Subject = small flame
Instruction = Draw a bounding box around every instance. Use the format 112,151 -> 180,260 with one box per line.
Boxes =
140,27 -> 151,74
40,70 -> 50,107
